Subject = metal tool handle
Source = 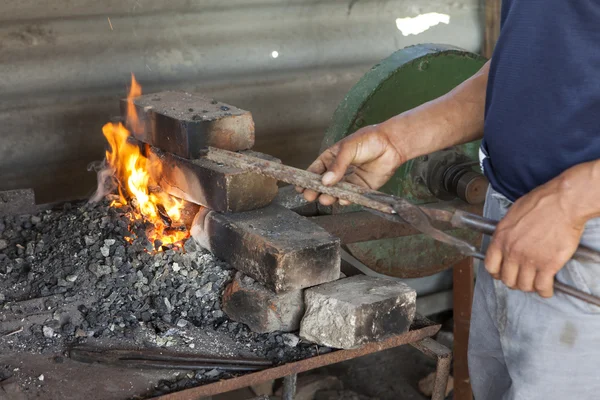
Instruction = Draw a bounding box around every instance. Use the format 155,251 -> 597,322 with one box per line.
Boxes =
453,211 -> 600,264
469,251 -> 600,307
458,212 -> 600,307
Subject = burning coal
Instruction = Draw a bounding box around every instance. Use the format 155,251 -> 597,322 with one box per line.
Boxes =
91,74 -> 189,248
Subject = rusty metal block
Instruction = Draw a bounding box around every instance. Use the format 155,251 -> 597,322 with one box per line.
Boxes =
0,188 -> 36,216
222,272 -> 305,333
147,147 -> 278,213
191,205 -> 340,293
122,91 -> 255,157
299,275 -> 417,349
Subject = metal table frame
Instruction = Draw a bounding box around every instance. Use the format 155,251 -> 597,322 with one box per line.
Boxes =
153,316 -> 451,400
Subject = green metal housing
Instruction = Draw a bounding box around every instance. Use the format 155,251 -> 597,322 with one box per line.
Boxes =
322,44 -> 487,278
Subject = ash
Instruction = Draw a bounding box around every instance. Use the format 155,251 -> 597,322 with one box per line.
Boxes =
0,200 -> 320,394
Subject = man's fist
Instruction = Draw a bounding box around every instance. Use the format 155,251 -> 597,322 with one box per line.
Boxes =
485,180 -> 585,298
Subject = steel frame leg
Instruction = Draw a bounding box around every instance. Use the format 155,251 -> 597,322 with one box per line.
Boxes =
282,374 -> 297,400
411,337 -> 452,400
453,257 -> 474,400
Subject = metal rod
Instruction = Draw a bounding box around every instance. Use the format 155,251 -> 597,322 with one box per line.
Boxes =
553,281 -> 600,307
203,147 -> 600,307
69,347 -> 273,370
115,360 -> 266,371
453,210 -> 600,264
282,374 -> 297,400
203,147 -> 395,214
469,252 -> 600,307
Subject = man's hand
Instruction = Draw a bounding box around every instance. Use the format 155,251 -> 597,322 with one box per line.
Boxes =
298,124 -> 404,206
299,61 -> 491,206
485,179 -> 587,298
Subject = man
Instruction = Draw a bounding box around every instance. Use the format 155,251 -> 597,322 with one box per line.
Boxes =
299,1 -> 600,399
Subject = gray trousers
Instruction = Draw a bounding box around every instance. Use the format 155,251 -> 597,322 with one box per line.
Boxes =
468,188 -> 600,400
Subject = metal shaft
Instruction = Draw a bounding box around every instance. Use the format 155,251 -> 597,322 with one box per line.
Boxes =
202,147 -> 600,308
469,252 -> 600,307
453,210 -> 600,264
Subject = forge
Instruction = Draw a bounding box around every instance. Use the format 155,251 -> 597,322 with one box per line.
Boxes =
0,44 -> 487,400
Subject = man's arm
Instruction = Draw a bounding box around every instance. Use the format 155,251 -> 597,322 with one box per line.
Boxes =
300,61 -> 490,205
384,60 -> 490,164
485,159 -> 600,298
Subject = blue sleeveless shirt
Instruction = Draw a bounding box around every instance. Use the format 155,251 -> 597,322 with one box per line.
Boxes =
482,0 -> 600,201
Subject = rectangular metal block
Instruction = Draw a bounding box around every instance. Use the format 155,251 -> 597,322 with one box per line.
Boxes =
222,272 -> 305,333
122,90 -> 255,157
191,205 -> 341,293
299,275 -> 417,349
0,189 -> 36,216
147,147 -> 279,213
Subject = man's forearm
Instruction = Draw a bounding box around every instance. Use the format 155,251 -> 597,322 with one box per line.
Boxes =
381,60 -> 490,162
552,159 -> 600,226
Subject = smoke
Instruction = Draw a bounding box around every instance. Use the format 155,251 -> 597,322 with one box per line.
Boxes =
88,160 -> 118,203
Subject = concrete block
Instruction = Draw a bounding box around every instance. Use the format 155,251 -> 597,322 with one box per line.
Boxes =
147,146 -> 279,213
122,90 -> 254,156
191,205 -> 340,293
222,272 -> 305,333
299,275 -> 416,349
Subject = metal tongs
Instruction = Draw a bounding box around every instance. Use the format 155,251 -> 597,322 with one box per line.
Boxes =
199,148 -> 600,307
364,192 -> 600,307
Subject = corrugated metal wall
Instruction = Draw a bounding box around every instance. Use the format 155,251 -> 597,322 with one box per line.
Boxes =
0,0 -> 482,203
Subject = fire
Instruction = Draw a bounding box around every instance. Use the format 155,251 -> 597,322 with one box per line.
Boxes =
101,74 -> 188,249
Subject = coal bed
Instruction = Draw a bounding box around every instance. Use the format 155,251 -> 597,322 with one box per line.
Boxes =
0,199 -> 324,397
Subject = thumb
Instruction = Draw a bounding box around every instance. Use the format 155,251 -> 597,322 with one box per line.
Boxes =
322,143 -> 355,186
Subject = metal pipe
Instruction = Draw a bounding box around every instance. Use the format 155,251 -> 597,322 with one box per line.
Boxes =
282,374 -> 297,400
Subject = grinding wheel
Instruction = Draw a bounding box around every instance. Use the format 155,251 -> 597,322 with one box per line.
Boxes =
322,44 -> 487,278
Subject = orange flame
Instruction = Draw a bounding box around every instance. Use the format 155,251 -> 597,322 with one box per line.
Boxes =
102,74 -> 188,249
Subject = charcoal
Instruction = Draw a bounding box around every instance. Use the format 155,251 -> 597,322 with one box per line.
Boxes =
0,198 -> 325,381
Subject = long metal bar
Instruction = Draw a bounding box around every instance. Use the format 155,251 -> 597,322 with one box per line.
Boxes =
309,203 -> 483,244
411,338 -> 452,400
203,147 -> 396,214
152,320 -> 440,399
204,148 -> 600,306
451,210 -> 600,264
203,147 -> 482,257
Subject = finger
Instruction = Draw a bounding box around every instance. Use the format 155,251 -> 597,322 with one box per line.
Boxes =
306,155 -> 329,175
339,199 -> 351,206
484,242 -> 503,279
303,189 -> 319,202
301,150 -> 336,196
516,265 -> 536,292
534,272 -> 555,298
322,143 -> 357,186
318,194 -> 337,206
500,260 -> 519,289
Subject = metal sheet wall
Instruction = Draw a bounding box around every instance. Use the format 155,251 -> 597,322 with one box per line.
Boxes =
0,0 -> 482,203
